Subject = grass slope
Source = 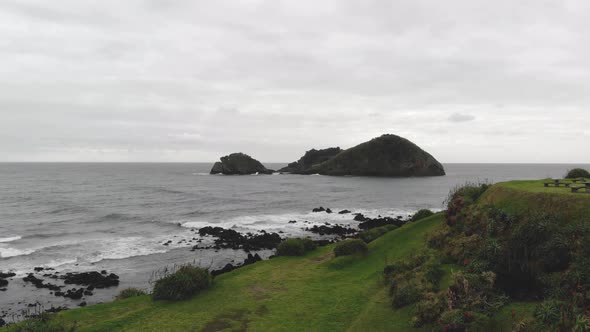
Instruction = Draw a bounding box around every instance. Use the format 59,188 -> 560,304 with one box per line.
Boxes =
50,215 -> 442,332
481,179 -> 590,221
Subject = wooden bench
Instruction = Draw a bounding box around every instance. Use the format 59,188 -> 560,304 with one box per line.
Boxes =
544,181 -> 570,188
571,186 -> 586,193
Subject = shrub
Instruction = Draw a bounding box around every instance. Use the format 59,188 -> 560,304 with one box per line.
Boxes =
334,239 -> 368,257
391,283 -> 421,308
152,265 -> 211,301
276,238 -> 316,256
116,287 -> 147,300
424,261 -> 444,287
411,209 -> 434,222
412,292 -> 446,327
566,168 -> 590,179
359,225 -> 397,243
534,299 -> 563,325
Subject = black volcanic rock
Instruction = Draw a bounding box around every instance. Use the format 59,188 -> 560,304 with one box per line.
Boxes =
279,147 -> 343,173
210,153 -> 274,175
304,134 -> 445,177
62,271 -> 119,288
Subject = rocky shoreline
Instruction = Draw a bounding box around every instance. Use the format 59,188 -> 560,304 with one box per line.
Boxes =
0,206 -> 424,326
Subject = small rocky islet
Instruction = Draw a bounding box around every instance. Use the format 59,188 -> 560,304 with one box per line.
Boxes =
210,134 -> 445,176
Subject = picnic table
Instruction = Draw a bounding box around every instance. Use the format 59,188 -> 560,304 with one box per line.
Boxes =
571,182 -> 590,193
544,179 -> 571,187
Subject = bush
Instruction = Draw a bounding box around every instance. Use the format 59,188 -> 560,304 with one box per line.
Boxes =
412,292 -> 446,327
391,283 -> 421,308
359,225 -> 397,243
411,209 -> 434,222
116,287 -> 147,300
566,168 -> 590,179
534,299 -> 563,325
334,239 -> 368,257
152,265 -> 211,301
276,238 -> 316,256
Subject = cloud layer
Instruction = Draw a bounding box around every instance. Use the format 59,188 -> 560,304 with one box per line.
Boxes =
0,0 -> 589,162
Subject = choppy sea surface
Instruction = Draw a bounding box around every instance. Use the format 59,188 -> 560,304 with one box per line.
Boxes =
0,162 -> 587,316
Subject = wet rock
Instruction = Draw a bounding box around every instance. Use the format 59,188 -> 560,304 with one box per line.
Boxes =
306,224 -> 357,236
358,216 -> 407,230
0,318 -> 5,327
34,267 -> 44,272
64,288 -> 84,300
338,210 -> 351,214
198,226 -> 281,250
211,263 -> 235,277
312,207 -> 325,213
326,208 -> 333,214
0,280 -> 7,288
62,271 -> 119,288
288,220 -> 297,224
78,302 -> 87,307
45,306 -> 68,313
211,253 -> 263,277
353,213 -> 367,221
0,272 -> 16,279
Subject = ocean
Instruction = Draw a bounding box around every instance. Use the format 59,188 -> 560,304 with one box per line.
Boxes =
0,162 -> 587,318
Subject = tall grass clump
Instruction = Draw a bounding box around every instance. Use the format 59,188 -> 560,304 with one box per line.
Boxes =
152,265 -> 211,301
359,225 -> 397,243
276,238 -> 317,256
5,313 -> 77,332
410,209 -> 434,222
334,239 -> 368,257
116,287 -> 147,300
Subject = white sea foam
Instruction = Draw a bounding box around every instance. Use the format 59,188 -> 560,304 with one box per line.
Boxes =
0,247 -> 35,258
0,235 -> 22,243
180,207 -> 426,238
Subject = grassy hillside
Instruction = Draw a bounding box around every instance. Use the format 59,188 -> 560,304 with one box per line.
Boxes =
7,178 -> 589,331
38,215 -> 442,332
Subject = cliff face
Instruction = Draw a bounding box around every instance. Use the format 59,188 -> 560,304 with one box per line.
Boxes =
304,134 -> 445,177
278,147 -> 342,173
210,153 -> 274,175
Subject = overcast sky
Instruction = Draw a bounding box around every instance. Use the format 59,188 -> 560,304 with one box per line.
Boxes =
1,0 -> 589,163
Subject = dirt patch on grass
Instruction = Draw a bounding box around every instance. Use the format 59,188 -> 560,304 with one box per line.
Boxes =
200,309 -> 250,332
255,304 -> 269,316
310,251 -> 333,262
247,283 -> 287,301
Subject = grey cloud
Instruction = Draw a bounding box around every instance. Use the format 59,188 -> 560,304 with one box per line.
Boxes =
448,113 -> 476,123
0,1 -> 589,162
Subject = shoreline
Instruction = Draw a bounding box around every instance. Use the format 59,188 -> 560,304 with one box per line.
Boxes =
0,207 -> 423,324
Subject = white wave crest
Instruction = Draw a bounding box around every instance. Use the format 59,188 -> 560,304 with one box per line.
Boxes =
0,247 -> 35,258
0,235 -> 22,243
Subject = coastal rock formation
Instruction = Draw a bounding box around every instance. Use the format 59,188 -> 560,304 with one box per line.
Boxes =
304,134 -> 445,177
210,153 -> 274,175
279,147 -> 342,173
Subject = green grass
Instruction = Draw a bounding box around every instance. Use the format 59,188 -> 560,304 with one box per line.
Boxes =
10,179 -> 577,331
480,179 -> 590,222
33,215 -> 442,332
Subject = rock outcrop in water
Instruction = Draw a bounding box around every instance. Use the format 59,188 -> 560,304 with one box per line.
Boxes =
210,153 -> 274,175
279,147 -> 342,173
300,134 -> 445,177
